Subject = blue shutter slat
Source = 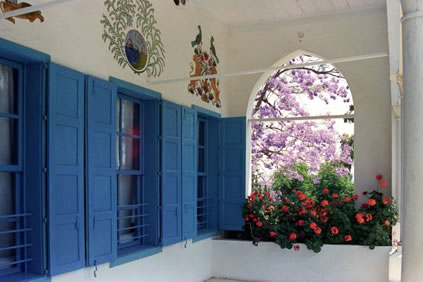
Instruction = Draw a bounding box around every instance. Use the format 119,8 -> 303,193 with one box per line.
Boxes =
48,63 -> 86,275
181,107 -> 197,240
161,101 -> 182,245
219,117 -> 246,231
86,76 -> 117,265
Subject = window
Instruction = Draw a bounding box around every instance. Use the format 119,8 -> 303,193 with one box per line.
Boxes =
195,114 -> 219,235
114,86 -> 160,257
0,60 -> 27,278
116,96 -> 147,249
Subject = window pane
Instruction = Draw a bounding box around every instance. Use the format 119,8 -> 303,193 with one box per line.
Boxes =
116,135 -> 120,169
121,99 -> 140,136
0,65 -> 17,114
0,173 -> 16,270
0,118 -> 17,165
121,137 -> 139,170
198,148 -> 205,173
198,120 -> 205,146
118,175 -> 138,245
116,98 -> 121,131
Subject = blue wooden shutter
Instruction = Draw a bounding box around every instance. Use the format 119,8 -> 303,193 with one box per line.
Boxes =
48,63 -> 85,275
219,117 -> 246,231
181,107 -> 197,240
86,76 -> 117,266
161,101 -> 182,245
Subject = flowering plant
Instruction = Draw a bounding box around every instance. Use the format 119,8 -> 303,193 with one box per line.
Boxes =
243,171 -> 398,253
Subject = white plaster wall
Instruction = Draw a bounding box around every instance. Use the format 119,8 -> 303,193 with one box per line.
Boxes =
50,238 -> 390,282
0,1 -> 231,115
52,239 -> 214,282
225,9 -> 392,197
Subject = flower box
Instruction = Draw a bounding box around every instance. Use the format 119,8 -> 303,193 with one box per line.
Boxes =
212,239 -> 390,282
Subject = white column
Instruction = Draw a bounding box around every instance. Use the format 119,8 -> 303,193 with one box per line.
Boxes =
401,1 -> 423,281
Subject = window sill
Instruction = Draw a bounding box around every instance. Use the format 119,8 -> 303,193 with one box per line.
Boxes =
193,229 -> 220,243
110,246 -> 162,268
1,273 -> 50,282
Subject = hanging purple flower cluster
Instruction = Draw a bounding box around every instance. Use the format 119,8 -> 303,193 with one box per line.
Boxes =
252,55 -> 353,186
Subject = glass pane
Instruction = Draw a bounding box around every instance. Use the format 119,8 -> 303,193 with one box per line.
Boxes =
116,135 -> 120,169
121,137 -> 140,170
0,173 -> 16,270
197,176 -> 204,199
118,175 -> 138,244
116,98 -> 121,131
0,65 -> 17,114
198,148 -> 205,173
198,120 -> 205,146
121,99 -> 140,136
0,118 -> 17,165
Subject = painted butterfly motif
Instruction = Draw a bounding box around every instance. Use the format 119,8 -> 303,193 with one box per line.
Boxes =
174,0 -> 186,5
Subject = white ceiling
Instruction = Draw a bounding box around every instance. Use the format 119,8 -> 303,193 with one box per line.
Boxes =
191,0 -> 386,27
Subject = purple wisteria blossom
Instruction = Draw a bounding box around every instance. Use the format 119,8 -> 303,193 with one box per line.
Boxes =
252,55 -> 353,185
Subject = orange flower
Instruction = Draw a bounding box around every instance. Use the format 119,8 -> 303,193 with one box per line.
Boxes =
345,235 -> 352,242
281,205 -> 290,212
332,193 -> 339,199
365,213 -> 373,222
383,197 -> 392,205
310,210 -> 317,217
269,231 -> 276,238
352,194 -> 359,200
379,181 -> 388,187
384,220 -> 391,227
321,200 -> 329,207
314,227 -> 322,235
289,233 -> 297,241
331,226 -> 339,235
309,222 -> 317,230
322,188 -> 329,194
344,196 -> 351,203
256,221 -> 263,227
368,199 -> 377,206
376,174 -> 383,181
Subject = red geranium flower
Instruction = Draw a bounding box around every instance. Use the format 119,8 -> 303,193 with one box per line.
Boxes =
289,233 -> 297,241
269,205 -> 275,210
268,197 -> 273,202
362,191 -> 368,195
309,222 -> 317,230
355,213 -> 365,224
281,205 -> 290,212
344,196 -> 351,203
321,200 -> 329,207
332,193 -> 339,199
253,218 -> 258,223
249,214 -> 254,218
376,174 -> 383,181
320,215 -> 328,223
256,221 -> 263,227
322,188 -> 329,194
384,220 -> 391,227
379,181 -> 388,187
365,213 -> 373,222
345,235 -> 352,242
362,203 -> 369,208
298,208 -> 306,215
269,231 -> 276,238
331,226 -> 339,235
298,193 -> 307,201
352,194 -> 359,200
244,216 -> 249,221
383,197 -> 392,205
297,220 -> 304,226
314,227 -> 322,235
294,245 -> 300,251
310,210 -> 317,217
368,199 -> 376,206
248,203 -> 253,209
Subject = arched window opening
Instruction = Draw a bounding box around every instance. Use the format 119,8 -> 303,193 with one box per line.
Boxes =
250,54 -> 354,191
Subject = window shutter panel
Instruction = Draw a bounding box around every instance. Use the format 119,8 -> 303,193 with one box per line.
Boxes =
181,107 -> 197,240
219,117 -> 246,231
86,76 -> 117,266
48,63 -> 86,275
161,101 -> 182,245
